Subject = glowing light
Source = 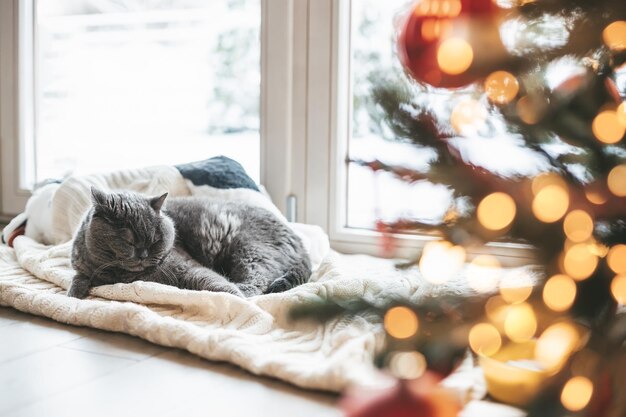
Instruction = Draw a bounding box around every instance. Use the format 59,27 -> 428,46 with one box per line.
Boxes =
585,189 -> 608,205
450,99 -> 487,134
437,38 -> 473,75
607,164 -> 626,197
592,110 -> 625,144
562,243 -> 598,281
485,71 -> 519,105
532,184 -> 569,223
467,255 -> 502,293
618,102 -> 626,127
607,245 -> 626,274
469,323 -> 502,356
419,241 -> 466,284
499,269 -> 534,304
561,376 -> 593,412
389,351 -> 427,380
611,275 -> 626,304
535,322 -> 579,371
531,173 -> 567,196
602,21 -> 626,51
477,192 -> 516,231
563,210 -> 594,243
543,274 -> 577,312
517,95 -> 544,125
504,302 -> 537,342
384,306 -> 419,339
485,296 -> 509,323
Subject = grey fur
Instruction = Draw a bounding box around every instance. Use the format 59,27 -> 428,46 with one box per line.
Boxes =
67,188 -> 311,299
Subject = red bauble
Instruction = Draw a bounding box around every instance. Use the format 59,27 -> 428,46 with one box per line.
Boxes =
341,373 -> 461,417
397,0 -> 502,89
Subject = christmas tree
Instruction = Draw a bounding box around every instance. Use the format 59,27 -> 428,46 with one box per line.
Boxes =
293,0 -> 626,415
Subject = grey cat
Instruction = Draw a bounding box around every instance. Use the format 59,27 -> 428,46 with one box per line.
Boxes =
67,187 -> 311,299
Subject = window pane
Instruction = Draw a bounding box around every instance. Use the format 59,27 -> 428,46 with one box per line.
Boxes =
35,0 -> 260,184
347,0 -> 544,230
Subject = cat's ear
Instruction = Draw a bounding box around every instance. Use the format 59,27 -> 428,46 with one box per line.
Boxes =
90,187 -> 109,208
150,193 -> 168,212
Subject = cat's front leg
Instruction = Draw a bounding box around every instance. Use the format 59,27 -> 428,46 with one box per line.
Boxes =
185,267 -> 244,297
67,272 -> 92,299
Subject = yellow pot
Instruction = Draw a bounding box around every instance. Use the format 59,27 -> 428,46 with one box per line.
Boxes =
479,340 -> 553,407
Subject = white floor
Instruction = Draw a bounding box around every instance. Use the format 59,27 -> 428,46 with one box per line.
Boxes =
0,306 -> 340,417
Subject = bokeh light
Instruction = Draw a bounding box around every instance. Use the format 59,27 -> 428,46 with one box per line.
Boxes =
419,241 -> 466,284
561,376 -> 593,412
607,164 -> 626,197
592,110 -> 625,144
607,244 -> 626,274
535,322 -> 579,371
618,102 -> 626,127
532,173 -> 566,196
532,184 -> 569,223
499,269 -> 534,304
450,99 -> 487,134
516,95 -> 545,125
602,21 -> 626,51
389,351 -> 427,380
563,210 -> 593,242
543,274 -> 577,312
477,192 -> 516,231
437,38 -> 473,75
585,189 -> 608,205
611,275 -> 626,304
467,255 -> 502,293
469,323 -> 502,356
484,71 -> 519,104
384,306 -> 419,339
562,243 -> 598,280
485,295 -> 509,324
504,302 -> 537,342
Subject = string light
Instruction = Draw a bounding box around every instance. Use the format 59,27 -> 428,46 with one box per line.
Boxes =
618,102 -> 626,127
469,323 -> 502,356
477,192 -> 516,231
535,322 -> 579,371
532,184 -> 569,223
467,255 -> 502,293
543,274 -> 577,312
611,275 -> 626,304
419,241 -> 466,284
607,244 -> 626,274
592,110 -> 625,144
504,302 -> 537,342
437,38 -> 474,75
563,210 -> 593,242
561,376 -> 593,412
516,95 -> 545,124
562,243 -> 598,280
485,295 -> 509,324
389,351 -> 427,379
532,173 -> 567,195
451,99 -> 487,134
585,189 -> 608,205
602,21 -> 626,51
485,71 -> 520,104
384,306 -> 419,339
607,164 -> 626,197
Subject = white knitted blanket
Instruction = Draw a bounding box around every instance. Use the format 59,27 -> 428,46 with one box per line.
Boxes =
0,166 -> 489,398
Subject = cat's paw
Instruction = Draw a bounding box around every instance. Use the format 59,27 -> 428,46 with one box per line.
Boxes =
265,277 -> 291,294
217,284 -> 245,298
67,283 -> 90,299
67,274 -> 92,299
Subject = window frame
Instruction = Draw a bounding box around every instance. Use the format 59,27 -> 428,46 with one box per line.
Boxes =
301,0 -> 535,265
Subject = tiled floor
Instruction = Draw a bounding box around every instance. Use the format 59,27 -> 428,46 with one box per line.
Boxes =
0,306 -> 340,417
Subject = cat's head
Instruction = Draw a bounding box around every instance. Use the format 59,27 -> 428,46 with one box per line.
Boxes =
84,187 -> 175,272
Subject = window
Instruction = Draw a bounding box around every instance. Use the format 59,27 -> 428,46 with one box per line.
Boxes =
34,0 -> 261,185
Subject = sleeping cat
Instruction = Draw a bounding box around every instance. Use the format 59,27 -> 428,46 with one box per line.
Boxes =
67,187 -> 311,298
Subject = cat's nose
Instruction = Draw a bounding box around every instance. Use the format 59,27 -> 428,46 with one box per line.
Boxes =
137,248 -> 149,259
